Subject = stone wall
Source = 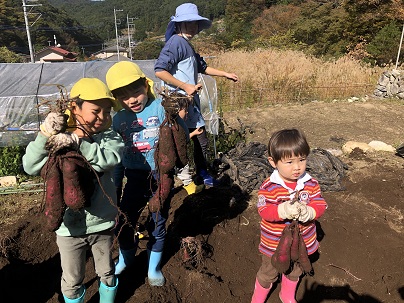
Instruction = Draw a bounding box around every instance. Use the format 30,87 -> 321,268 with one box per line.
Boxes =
373,69 -> 404,98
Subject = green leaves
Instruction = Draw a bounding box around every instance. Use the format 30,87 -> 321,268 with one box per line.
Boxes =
366,21 -> 403,65
0,146 -> 25,177
0,47 -> 22,63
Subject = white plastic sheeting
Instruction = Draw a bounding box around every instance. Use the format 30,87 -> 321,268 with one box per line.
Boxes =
0,60 -> 218,147
199,74 -> 219,136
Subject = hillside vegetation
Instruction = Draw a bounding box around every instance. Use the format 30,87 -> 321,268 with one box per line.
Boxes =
0,0 -> 103,56
1,0 -> 404,65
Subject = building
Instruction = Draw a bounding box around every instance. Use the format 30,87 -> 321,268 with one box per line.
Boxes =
92,46 -> 128,60
34,46 -> 78,63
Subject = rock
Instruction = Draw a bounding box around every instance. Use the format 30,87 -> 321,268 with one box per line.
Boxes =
326,148 -> 344,157
378,74 -> 390,86
342,141 -> 374,154
368,140 -> 396,152
0,176 -> 17,187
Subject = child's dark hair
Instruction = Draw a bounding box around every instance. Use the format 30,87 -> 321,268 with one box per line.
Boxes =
111,77 -> 147,98
176,94 -> 192,110
268,128 -> 310,163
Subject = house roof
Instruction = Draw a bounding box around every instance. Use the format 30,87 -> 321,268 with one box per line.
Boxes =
35,46 -> 78,62
92,45 -> 127,55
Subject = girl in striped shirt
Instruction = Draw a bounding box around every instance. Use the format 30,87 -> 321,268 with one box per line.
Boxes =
251,128 -> 327,303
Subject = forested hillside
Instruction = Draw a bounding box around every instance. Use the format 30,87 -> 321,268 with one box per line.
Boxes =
48,0 -> 226,41
0,0 -> 103,56
1,0 -> 404,64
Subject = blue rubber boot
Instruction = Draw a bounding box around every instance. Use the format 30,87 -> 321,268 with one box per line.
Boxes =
199,169 -> 220,187
63,287 -> 85,303
115,248 -> 136,275
99,277 -> 118,303
147,250 -> 165,286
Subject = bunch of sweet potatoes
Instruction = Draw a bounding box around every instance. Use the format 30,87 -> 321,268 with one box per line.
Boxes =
271,220 -> 313,274
150,121 -> 188,212
41,150 -> 95,231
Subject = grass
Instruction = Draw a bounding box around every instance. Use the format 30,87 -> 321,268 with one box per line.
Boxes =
203,49 -> 385,111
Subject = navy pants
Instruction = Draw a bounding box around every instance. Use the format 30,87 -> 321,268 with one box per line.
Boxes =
116,169 -> 169,252
189,126 -> 209,173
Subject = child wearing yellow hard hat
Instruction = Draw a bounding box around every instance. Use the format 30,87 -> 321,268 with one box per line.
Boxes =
23,77 -> 124,303
106,61 -> 195,286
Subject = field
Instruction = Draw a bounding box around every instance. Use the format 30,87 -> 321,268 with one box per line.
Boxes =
1,97 -> 404,302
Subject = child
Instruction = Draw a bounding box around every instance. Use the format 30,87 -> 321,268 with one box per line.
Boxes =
154,2 -> 239,187
22,78 -> 124,303
176,93 -> 204,195
251,128 -> 328,303
106,61 -> 189,285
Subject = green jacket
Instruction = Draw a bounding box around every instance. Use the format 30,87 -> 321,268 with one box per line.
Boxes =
22,130 -> 124,237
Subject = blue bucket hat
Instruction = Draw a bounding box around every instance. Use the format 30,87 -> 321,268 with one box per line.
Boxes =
165,3 -> 212,41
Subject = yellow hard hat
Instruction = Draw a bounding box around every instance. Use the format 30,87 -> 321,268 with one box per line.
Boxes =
70,77 -> 115,102
106,61 -> 156,99
67,78 -> 118,129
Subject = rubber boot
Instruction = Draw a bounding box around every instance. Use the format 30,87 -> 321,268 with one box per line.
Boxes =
63,287 -> 85,303
99,277 -> 118,303
251,278 -> 271,303
279,274 -> 298,303
147,250 -> 165,286
199,169 -> 220,187
115,247 -> 136,275
183,181 -> 204,195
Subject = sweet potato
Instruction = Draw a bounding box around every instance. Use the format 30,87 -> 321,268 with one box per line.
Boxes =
171,123 -> 188,169
155,125 -> 177,174
61,151 -> 94,210
290,221 -> 300,262
297,233 -> 313,274
41,156 -> 65,232
148,173 -> 174,212
271,224 -> 293,273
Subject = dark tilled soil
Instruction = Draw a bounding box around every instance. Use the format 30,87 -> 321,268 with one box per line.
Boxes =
1,99 -> 404,303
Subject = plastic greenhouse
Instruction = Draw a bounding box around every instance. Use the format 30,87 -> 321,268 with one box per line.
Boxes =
0,60 -> 218,148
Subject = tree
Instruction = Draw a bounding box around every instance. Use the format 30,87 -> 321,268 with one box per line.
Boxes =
252,4 -> 301,38
223,0 -> 267,47
367,21 -> 403,65
0,46 -> 22,63
131,39 -> 164,60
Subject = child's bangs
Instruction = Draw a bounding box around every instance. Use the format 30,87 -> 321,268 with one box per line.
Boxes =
277,145 -> 308,160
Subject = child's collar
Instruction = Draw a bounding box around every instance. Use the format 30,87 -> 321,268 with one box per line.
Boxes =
270,170 -> 311,193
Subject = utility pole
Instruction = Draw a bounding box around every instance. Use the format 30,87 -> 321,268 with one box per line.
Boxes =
114,7 -> 123,61
395,23 -> 404,70
22,0 -> 42,63
127,15 -> 138,60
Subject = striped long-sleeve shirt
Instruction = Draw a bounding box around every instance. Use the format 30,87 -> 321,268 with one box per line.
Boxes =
257,170 -> 327,257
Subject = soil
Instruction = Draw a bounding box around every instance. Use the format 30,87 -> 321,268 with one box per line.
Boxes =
2,98 -> 404,303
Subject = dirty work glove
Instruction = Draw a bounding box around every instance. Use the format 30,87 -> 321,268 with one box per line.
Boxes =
46,133 -> 80,153
278,201 -> 300,220
297,203 -> 316,223
40,112 -> 68,137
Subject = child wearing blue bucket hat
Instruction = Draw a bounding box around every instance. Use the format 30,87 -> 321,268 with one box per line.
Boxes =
155,3 -> 239,187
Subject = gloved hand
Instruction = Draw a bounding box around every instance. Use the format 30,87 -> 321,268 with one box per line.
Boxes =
297,203 -> 316,223
45,133 -> 80,153
278,201 -> 300,220
40,112 -> 68,137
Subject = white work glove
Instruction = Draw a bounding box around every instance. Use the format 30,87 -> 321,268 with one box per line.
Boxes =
40,112 -> 67,137
297,203 -> 316,223
278,201 -> 300,220
46,133 -> 80,153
